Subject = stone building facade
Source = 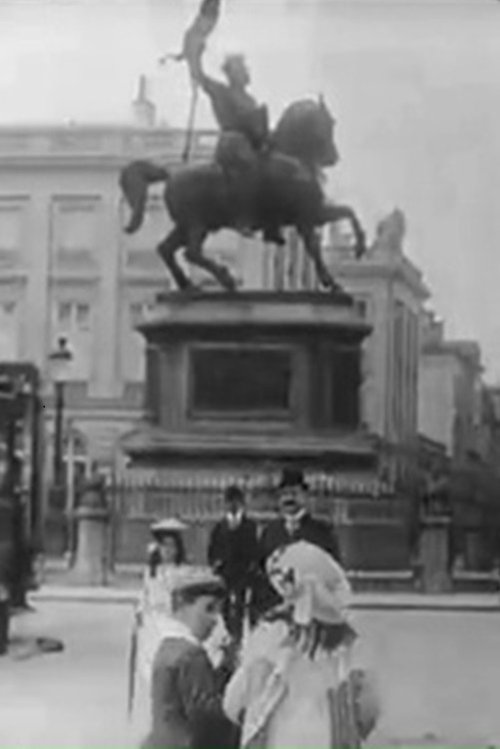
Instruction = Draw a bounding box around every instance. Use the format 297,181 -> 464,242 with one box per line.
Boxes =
0,110 -> 430,502
418,311 -> 484,462
0,121 -> 219,481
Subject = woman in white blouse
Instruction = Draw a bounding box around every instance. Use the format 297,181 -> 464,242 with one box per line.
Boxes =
223,541 -> 380,749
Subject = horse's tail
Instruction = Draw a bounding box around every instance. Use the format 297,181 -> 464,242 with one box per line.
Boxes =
119,160 -> 170,234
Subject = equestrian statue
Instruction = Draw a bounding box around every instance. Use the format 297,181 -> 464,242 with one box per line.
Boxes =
119,0 -> 366,292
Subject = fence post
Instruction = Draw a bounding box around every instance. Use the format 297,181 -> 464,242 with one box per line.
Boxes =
106,480 -> 117,574
419,514 -> 452,593
69,477 -> 111,586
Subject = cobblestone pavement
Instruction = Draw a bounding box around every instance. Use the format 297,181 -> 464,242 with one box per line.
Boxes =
1,601 -> 499,747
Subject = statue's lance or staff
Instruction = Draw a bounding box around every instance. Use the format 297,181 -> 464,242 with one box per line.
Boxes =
182,81 -> 200,164
127,611 -> 140,719
159,0 -> 221,163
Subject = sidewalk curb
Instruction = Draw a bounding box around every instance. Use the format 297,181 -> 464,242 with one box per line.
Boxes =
351,601 -> 500,613
29,588 -> 500,612
30,589 -> 138,605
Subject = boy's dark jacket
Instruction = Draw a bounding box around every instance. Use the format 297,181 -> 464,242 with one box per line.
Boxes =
141,637 -> 238,749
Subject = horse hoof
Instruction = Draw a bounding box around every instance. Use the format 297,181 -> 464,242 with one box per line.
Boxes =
323,278 -> 344,294
219,270 -> 238,292
176,280 -> 198,293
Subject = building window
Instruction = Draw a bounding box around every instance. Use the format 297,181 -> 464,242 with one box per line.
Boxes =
75,303 -> 90,330
407,309 -> 419,437
0,199 -> 26,267
57,301 -> 91,328
123,300 -> 156,382
0,204 -> 22,251
189,344 -> 293,418
1,301 -> 16,316
123,195 -> 170,270
52,300 -> 93,380
0,300 -> 20,359
52,197 -> 100,267
57,302 -> 72,326
356,300 -> 367,317
392,300 -> 405,440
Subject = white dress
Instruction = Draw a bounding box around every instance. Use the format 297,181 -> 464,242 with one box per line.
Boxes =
223,620 -> 370,749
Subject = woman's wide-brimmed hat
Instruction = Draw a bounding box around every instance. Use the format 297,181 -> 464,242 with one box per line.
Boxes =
150,517 -> 187,538
169,566 -> 226,599
277,466 -> 309,491
266,541 -> 351,626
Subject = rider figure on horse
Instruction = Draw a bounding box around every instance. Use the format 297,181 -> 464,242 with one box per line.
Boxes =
189,47 -> 285,245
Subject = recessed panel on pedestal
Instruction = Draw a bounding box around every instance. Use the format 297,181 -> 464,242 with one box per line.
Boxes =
188,343 -> 293,420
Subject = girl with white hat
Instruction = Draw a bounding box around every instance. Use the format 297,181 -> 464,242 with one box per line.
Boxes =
223,541 -> 380,748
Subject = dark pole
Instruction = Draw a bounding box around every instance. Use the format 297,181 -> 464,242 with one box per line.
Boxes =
182,82 -> 199,163
30,389 -> 41,542
53,380 -> 64,488
47,337 -> 72,555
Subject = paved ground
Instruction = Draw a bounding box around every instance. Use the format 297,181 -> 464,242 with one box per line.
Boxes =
32,582 -> 500,611
1,601 -> 500,748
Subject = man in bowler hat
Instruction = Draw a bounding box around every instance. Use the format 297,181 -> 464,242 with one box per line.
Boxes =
260,466 -> 342,562
254,467 -> 342,615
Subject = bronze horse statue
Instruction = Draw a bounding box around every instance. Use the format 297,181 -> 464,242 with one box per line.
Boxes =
119,98 -> 366,292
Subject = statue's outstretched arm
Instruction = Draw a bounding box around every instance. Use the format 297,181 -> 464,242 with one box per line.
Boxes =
188,47 -> 223,99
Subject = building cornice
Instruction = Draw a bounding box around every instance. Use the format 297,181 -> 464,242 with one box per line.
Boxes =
334,255 -> 430,301
48,273 -> 100,287
120,274 -> 170,289
0,271 -> 28,285
0,126 -> 216,169
422,341 -> 483,372
120,424 -> 377,464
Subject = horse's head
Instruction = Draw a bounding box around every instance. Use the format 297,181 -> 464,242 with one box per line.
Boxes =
273,96 -> 339,171
315,95 -> 339,167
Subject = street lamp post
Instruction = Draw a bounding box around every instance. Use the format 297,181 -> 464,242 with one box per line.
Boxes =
47,337 -> 73,553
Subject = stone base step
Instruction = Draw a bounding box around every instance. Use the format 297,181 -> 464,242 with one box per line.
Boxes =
349,570 -> 500,594
452,571 -> 500,594
348,570 -> 415,592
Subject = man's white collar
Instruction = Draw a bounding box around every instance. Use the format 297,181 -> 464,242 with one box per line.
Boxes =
161,616 -> 200,646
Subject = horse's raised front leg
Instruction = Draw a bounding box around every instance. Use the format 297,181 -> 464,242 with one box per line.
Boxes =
325,204 -> 366,259
298,226 -> 343,292
322,203 -> 367,259
184,226 -> 238,292
157,226 -> 193,290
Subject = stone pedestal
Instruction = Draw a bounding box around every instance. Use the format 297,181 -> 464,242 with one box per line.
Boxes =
118,291 -> 388,567
69,478 -> 110,587
122,291 -> 374,468
419,516 -> 452,593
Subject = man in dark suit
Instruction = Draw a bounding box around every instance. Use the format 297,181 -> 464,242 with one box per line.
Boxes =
207,485 -> 260,639
256,466 -> 342,614
260,466 -> 342,560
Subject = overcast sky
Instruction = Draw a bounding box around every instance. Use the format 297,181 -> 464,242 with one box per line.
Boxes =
0,0 -> 498,379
